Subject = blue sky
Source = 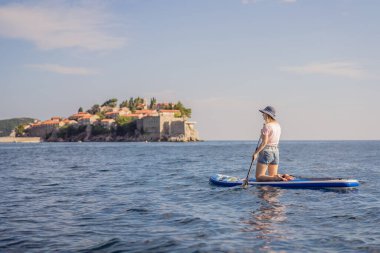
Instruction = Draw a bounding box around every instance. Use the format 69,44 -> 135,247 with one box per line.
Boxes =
0,0 -> 379,140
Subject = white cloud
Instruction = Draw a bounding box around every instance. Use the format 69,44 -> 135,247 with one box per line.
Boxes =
241,0 -> 296,4
280,61 -> 376,80
241,0 -> 258,4
0,2 -> 126,51
27,64 -> 97,75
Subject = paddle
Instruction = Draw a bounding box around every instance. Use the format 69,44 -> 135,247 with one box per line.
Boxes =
242,138 -> 261,189
242,159 -> 254,189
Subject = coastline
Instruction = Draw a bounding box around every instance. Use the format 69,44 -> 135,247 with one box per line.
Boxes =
0,137 -> 41,143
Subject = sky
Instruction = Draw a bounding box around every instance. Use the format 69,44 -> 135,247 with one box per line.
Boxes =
0,0 -> 379,140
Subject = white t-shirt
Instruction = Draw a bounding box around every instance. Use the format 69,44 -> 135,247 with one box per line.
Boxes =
261,122 -> 281,146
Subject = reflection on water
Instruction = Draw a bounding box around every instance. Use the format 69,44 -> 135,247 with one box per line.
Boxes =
243,187 -> 287,251
0,141 -> 375,252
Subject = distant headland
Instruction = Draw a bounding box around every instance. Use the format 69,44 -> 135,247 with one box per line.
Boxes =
8,97 -> 200,142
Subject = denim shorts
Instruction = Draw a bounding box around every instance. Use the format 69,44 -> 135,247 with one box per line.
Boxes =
258,146 -> 279,165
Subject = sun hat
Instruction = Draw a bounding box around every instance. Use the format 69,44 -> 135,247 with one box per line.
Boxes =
259,106 -> 276,119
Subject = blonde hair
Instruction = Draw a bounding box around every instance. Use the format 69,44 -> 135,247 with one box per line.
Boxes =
263,113 -> 275,122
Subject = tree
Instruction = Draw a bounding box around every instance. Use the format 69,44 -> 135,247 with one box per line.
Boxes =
115,116 -> 133,126
116,120 -> 137,136
96,111 -> 106,120
15,124 -> 25,136
58,125 -> 87,138
102,98 -> 118,108
134,97 -> 145,109
174,101 -> 192,118
91,125 -> 111,136
128,97 -> 136,112
119,99 -> 129,108
149,97 -> 157,109
0,118 -> 35,137
87,104 -> 100,114
78,107 -> 83,113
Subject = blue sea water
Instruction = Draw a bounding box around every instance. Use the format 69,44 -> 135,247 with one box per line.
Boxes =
0,141 -> 379,252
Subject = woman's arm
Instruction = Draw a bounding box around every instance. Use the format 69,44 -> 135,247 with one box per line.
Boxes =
253,133 -> 268,161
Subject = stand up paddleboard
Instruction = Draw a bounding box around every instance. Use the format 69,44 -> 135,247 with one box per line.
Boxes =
209,174 -> 359,189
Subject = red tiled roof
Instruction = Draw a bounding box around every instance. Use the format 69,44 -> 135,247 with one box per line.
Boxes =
79,115 -> 92,119
159,110 -> 180,113
41,120 -> 60,125
70,112 -> 92,118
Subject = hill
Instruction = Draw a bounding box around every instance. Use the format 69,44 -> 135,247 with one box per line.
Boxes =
0,118 -> 36,137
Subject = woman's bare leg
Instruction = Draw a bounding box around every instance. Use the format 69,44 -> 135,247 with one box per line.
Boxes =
268,164 -> 279,176
256,163 -> 283,182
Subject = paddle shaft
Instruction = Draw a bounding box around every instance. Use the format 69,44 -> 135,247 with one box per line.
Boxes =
244,159 -> 255,181
242,137 -> 262,187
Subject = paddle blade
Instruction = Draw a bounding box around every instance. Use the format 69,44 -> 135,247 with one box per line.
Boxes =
242,179 -> 249,189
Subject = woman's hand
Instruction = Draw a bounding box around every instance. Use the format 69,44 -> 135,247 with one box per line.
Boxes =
252,152 -> 258,161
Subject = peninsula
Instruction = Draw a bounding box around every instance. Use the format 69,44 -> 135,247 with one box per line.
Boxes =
15,97 -> 200,142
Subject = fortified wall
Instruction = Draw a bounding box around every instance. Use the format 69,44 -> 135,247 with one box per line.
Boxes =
136,112 -> 199,141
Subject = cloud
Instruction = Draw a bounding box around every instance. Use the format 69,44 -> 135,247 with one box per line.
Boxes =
280,61 -> 376,80
27,64 -> 97,75
241,0 -> 296,4
0,2 -> 126,51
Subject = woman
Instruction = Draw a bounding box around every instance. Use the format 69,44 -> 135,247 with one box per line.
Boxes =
252,106 -> 292,182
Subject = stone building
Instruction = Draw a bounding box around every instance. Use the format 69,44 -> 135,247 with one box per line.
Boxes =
105,109 -> 131,119
100,119 -> 115,129
27,118 -> 64,138
78,115 -> 99,125
136,111 -> 199,141
69,112 -> 92,120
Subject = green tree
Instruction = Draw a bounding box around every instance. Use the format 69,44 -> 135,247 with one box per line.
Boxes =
115,116 -> 133,126
78,107 -> 83,113
15,124 -> 25,136
128,97 -> 136,112
119,99 -> 129,108
174,101 -> 192,118
87,104 -> 100,114
149,97 -> 157,109
58,125 -> 87,139
0,118 -> 35,137
102,98 -> 118,108
114,115 -> 137,136
134,97 -> 145,109
91,125 -> 111,136
96,111 -> 106,120
116,121 -> 137,136
57,125 -> 68,139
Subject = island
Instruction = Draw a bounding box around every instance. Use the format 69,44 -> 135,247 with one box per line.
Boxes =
15,97 -> 200,142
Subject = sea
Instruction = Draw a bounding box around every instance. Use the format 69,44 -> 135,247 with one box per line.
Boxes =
0,141 -> 379,253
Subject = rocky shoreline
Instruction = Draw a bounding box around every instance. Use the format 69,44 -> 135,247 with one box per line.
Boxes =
45,125 -> 199,143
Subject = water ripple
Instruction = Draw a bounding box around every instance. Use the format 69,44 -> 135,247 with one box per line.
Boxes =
0,141 -> 379,252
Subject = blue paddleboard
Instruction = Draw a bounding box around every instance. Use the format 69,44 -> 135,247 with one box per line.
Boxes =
209,174 -> 359,189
